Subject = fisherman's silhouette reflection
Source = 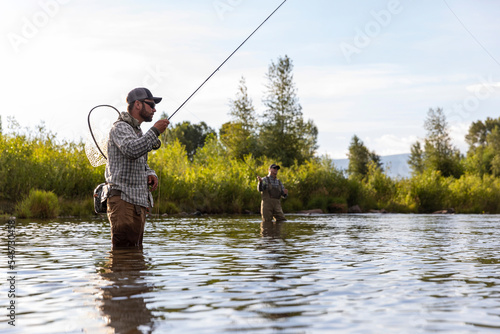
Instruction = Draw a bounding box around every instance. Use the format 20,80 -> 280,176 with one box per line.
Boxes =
260,221 -> 284,238
98,248 -> 155,334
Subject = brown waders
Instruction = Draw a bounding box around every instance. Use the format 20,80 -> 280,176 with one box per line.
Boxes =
260,186 -> 286,224
107,191 -> 147,248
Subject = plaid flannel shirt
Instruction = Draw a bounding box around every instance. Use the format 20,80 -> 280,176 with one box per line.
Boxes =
105,112 -> 161,208
258,175 -> 287,198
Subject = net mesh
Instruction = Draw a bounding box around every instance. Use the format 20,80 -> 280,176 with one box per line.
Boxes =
85,105 -> 120,167
85,132 -> 109,167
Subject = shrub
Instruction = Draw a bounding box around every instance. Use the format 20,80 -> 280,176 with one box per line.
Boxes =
363,162 -> 396,209
406,170 -> 449,213
282,197 -> 303,212
16,189 -> 60,219
448,174 -> 500,213
58,197 -> 95,217
153,200 -> 181,215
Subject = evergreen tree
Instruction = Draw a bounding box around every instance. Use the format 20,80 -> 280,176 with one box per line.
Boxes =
369,151 -> 383,171
408,141 -> 424,175
260,55 -> 318,166
228,76 -> 257,132
422,107 -> 463,178
347,135 -> 382,177
219,121 -> 259,160
221,77 -> 260,159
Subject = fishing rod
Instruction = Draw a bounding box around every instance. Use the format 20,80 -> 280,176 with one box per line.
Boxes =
157,0 -> 287,214
87,1 -> 287,167
167,0 -> 287,121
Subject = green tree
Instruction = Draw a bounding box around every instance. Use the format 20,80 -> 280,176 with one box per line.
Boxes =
163,120 -> 216,161
464,117 -> 500,176
228,76 -> 257,132
421,108 -> 463,178
220,122 -> 259,160
260,55 -> 318,166
408,141 -> 424,175
465,117 -> 500,148
487,126 -> 500,176
347,135 -> 382,178
220,77 -> 260,159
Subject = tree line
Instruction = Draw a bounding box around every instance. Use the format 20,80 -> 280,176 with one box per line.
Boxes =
348,107 -> 500,180
2,55 -> 500,217
162,55 -> 318,167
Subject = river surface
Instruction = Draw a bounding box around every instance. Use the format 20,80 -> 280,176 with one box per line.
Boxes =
2,214 -> 500,333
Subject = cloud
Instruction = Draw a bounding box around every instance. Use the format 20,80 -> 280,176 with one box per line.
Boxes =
449,121 -> 470,154
366,134 -> 418,156
465,80 -> 500,95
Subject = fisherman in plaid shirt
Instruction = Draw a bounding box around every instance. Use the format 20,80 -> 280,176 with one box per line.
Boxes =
257,163 -> 288,225
105,87 -> 170,248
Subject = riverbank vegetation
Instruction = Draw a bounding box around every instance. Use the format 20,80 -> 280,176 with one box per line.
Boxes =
3,118 -> 500,217
2,55 -> 500,217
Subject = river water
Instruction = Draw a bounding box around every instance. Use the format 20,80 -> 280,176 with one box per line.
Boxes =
2,214 -> 500,333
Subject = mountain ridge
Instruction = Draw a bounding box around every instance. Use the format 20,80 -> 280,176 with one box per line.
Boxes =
333,153 -> 411,179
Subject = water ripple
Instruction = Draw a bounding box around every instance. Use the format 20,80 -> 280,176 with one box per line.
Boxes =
2,214 -> 500,333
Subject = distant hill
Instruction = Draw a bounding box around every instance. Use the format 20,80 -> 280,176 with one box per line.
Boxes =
333,153 -> 411,179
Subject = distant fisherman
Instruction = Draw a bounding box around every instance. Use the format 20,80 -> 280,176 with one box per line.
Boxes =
257,164 -> 288,224
105,87 -> 170,248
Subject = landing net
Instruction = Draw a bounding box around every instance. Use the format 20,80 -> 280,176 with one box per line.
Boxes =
85,105 -> 120,167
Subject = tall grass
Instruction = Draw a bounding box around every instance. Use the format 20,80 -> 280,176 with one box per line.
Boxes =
0,130 -> 103,202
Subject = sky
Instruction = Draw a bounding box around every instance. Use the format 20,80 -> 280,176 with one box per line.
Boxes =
2,0 -> 500,159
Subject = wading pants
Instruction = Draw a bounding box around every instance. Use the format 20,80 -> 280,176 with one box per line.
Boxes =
260,191 -> 286,224
107,195 -> 147,248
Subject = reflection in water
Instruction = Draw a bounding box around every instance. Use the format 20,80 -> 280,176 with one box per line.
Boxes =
97,248 -> 155,333
260,221 -> 283,238
256,220 -> 314,324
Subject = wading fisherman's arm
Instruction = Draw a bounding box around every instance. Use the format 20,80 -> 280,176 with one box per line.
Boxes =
111,123 -> 161,160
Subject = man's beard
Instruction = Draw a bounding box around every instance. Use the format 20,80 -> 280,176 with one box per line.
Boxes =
139,105 -> 153,122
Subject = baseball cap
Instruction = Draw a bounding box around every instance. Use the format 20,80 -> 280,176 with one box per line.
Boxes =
269,164 -> 280,170
126,87 -> 162,104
